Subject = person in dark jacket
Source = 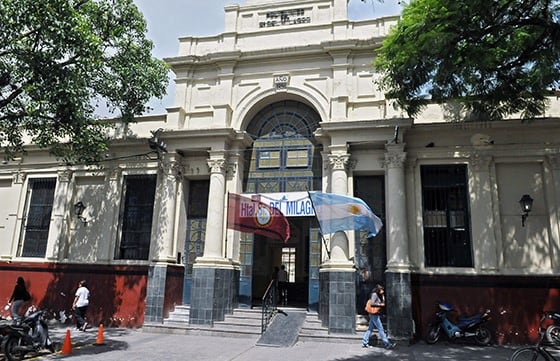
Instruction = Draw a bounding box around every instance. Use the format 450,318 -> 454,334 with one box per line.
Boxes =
9,277 -> 30,322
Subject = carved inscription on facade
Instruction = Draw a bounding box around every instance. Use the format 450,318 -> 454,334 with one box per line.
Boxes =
259,9 -> 311,28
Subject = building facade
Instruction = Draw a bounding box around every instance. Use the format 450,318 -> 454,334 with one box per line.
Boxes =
1,0 -> 559,344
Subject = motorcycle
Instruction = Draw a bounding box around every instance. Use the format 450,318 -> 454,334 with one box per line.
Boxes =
425,302 -> 492,346
2,309 -> 55,361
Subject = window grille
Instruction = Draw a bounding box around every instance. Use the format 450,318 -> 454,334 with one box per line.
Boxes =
185,180 -> 209,276
117,174 -> 157,260
421,165 -> 473,267
20,178 -> 56,257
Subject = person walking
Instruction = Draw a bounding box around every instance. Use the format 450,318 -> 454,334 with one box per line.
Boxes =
9,276 -> 30,322
362,284 -> 396,349
72,280 -> 90,331
277,265 -> 288,305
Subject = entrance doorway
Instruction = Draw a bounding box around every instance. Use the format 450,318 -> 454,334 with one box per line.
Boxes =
251,216 -> 318,308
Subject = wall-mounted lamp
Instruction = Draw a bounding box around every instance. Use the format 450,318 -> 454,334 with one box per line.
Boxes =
74,201 -> 87,224
519,194 -> 533,227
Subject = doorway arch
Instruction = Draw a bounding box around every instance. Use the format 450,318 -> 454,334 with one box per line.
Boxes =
238,100 -> 323,308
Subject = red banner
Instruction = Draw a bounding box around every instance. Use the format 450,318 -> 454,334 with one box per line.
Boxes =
227,193 -> 291,242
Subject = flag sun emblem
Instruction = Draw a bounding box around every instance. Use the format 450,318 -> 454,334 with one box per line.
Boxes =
348,204 -> 361,215
255,205 -> 272,227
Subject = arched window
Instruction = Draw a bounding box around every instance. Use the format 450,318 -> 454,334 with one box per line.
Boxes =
244,100 -> 322,193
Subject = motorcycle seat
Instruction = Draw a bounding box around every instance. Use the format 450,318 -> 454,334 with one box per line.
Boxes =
458,313 -> 485,323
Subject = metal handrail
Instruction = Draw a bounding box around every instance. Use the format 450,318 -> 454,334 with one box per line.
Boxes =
261,279 -> 278,333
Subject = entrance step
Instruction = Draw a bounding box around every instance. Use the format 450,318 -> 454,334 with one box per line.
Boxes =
143,306 -> 262,338
143,305 -> 368,344
298,311 -> 363,343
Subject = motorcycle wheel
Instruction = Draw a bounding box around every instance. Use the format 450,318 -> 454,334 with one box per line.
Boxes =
2,334 -> 27,361
546,324 -> 560,346
510,346 -> 547,361
474,326 -> 492,346
425,324 -> 441,344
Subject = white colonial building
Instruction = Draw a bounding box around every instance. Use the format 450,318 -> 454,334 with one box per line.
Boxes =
1,0 -> 559,343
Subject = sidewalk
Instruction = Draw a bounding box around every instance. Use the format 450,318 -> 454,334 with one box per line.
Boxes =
31,324 -> 518,361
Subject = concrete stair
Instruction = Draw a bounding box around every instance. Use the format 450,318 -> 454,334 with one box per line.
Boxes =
298,311 -> 364,343
143,306 -> 262,338
143,305 -> 368,343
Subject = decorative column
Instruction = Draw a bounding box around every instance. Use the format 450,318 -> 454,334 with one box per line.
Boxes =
383,143 -> 413,339
145,154 -> 184,323
319,146 -> 356,334
189,150 -> 235,325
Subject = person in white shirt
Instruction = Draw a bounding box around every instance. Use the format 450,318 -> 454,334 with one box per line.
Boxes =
72,280 -> 90,331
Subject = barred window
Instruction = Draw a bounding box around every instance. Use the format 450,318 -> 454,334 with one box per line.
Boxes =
117,174 -> 157,260
421,164 -> 473,267
20,178 -> 56,257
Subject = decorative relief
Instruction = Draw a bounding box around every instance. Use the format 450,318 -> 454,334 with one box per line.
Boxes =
328,154 -> 351,171
383,152 -> 406,169
470,154 -> 492,172
170,161 -> 184,181
107,167 -> 122,182
57,170 -> 72,183
159,159 -> 185,181
207,158 -> 226,174
226,158 -> 238,179
12,171 -> 25,184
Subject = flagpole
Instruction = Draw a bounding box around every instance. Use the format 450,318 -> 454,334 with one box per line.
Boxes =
307,191 -> 331,259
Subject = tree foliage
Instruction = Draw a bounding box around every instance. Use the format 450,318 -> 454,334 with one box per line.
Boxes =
375,0 -> 560,121
0,0 -> 169,163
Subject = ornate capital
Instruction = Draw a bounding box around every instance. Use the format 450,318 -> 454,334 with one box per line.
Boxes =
170,161 -> 184,181
328,153 -> 351,171
57,170 -> 72,183
160,159 -> 185,181
107,167 -> 122,182
207,158 -> 226,174
470,154 -> 492,172
12,171 -> 25,184
383,151 -> 406,169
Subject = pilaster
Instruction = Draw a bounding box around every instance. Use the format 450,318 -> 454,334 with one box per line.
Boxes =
45,169 -> 73,261
470,153 -> 498,272
383,143 -> 413,340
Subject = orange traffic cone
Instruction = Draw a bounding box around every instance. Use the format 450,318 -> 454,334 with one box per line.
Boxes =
60,329 -> 72,355
94,323 -> 105,345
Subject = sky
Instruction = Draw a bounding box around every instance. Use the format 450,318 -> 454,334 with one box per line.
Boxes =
133,0 -> 403,115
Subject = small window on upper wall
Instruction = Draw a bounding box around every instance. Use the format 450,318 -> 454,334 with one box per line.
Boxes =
258,150 -> 280,168
286,149 -> 309,168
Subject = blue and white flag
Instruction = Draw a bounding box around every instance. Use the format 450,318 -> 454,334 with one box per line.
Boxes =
308,192 -> 383,238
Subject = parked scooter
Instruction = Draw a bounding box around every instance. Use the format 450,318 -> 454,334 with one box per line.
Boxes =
425,302 -> 492,346
2,309 -> 55,361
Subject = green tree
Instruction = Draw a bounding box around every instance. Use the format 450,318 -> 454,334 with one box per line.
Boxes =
0,0 -> 169,163
375,0 -> 560,121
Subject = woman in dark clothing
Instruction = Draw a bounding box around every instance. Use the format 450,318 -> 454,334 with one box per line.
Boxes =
9,277 -> 30,322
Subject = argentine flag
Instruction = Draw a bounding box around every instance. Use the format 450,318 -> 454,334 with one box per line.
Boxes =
308,192 -> 383,238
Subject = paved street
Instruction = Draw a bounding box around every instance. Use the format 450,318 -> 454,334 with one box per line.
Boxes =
11,324 -> 523,361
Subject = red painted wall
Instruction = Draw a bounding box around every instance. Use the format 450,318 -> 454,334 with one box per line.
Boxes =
411,274 -> 560,345
0,262 -> 150,327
